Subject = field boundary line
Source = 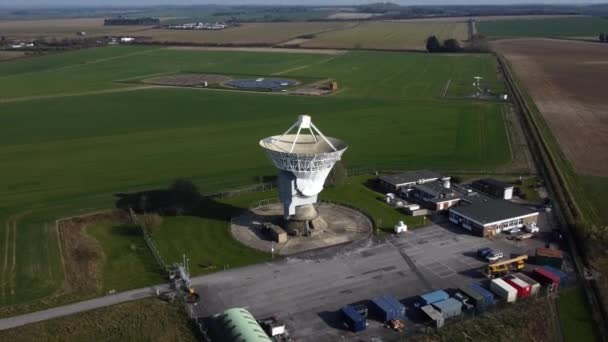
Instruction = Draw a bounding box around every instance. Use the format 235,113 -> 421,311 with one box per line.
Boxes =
1,218 -> 10,301
0,85 -> 159,104
9,217 -> 16,296
0,47 -> 161,81
441,79 -> 451,98
271,56 -> 339,76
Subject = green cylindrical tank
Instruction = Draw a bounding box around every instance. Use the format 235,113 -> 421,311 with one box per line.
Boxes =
216,308 -> 272,342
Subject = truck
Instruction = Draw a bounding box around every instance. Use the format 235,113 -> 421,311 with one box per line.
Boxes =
490,278 -> 517,303
532,267 -> 561,289
541,265 -> 568,286
470,283 -> 496,308
432,298 -> 463,319
535,248 -> 564,268
503,275 -> 532,298
341,305 -> 366,332
371,295 -> 405,323
458,286 -> 484,310
453,292 -> 474,310
513,272 -> 541,296
477,248 -> 503,262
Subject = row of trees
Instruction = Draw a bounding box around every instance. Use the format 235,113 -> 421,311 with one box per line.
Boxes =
426,36 -> 462,53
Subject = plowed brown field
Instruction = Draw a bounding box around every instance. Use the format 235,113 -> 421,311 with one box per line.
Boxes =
493,38 -> 608,176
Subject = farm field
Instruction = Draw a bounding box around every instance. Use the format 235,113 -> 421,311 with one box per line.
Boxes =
301,21 -> 469,50
0,298 -> 197,342
0,18 -> 471,50
0,18 -> 155,40
479,16 -> 608,38
0,46 -> 510,313
492,38 -> 608,225
140,22 -> 354,45
0,51 -> 26,61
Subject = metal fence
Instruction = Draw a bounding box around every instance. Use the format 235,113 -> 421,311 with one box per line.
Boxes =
128,208 -> 168,272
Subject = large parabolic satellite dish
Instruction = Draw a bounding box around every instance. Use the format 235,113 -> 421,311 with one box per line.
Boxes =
259,115 -> 347,232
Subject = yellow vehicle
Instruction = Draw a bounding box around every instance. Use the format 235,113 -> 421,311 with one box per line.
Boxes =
485,255 -> 528,278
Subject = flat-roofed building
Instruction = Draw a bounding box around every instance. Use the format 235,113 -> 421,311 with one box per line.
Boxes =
378,170 -> 441,193
449,197 -> 538,237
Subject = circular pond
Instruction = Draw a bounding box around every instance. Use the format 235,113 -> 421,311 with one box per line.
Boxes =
225,78 -> 297,91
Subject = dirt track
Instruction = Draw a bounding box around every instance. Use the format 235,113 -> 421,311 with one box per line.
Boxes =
493,38 -> 608,176
164,46 -> 346,55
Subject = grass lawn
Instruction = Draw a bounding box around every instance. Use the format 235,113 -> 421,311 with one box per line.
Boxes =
517,177 -> 542,202
579,175 -> 608,225
88,222 -> 165,292
557,286 -> 598,342
151,175 -> 426,275
479,16 -> 608,38
321,175 -> 425,233
0,298 -> 197,342
0,46 -> 511,310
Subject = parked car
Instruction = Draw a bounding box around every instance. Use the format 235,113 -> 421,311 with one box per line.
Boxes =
453,292 -> 474,310
515,233 -> 534,241
506,227 -> 522,234
477,247 -> 493,259
487,252 -> 503,262
525,224 -> 539,234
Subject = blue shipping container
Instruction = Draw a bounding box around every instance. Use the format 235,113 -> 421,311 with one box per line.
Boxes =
541,266 -> 568,286
419,290 -> 449,306
381,294 -> 406,319
372,297 -> 398,323
470,283 -> 496,306
341,305 -> 366,332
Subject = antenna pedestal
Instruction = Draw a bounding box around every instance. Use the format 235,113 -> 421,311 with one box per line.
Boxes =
283,204 -> 328,237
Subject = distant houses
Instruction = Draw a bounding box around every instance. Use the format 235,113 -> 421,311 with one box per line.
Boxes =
167,22 -> 228,30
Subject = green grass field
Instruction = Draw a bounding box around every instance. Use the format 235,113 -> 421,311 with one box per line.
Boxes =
479,16 -> 608,38
88,222 -> 165,292
557,286 -> 598,342
0,46 -> 510,311
0,298 -> 197,342
302,21 -> 469,50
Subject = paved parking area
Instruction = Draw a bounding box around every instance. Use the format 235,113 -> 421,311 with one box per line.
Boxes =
190,216 -> 554,341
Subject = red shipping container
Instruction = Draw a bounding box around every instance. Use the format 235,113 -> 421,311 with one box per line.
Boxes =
532,267 -> 560,287
503,275 -> 532,298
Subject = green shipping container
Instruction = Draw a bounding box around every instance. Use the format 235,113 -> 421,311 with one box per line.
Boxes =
536,255 -> 563,268
459,287 -> 484,308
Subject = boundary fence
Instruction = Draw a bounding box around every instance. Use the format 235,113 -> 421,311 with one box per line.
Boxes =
497,53 -> 607,339
128,208 -> 169,273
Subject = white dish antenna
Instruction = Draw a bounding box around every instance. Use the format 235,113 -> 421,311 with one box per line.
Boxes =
259,115 -> 347,219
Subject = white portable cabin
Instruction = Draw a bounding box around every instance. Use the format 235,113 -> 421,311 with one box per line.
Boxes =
421,305 -> 444,328
490,278 -> 517,303
394,221 -> 408,234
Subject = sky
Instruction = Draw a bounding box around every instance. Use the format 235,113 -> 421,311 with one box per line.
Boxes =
1,0 -> 607,8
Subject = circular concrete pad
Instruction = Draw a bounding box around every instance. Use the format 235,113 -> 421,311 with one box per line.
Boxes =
231,203 -> 372,256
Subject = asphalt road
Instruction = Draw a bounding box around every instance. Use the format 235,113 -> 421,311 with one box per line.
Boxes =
0,284 -> 170,331
0,216 -> 552,336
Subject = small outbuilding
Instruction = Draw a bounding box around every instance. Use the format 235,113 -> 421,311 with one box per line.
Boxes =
471,178 -> 514,200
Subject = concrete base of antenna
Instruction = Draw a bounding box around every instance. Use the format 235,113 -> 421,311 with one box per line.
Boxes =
283,204 -> 328,237
230,202 -> 371,256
